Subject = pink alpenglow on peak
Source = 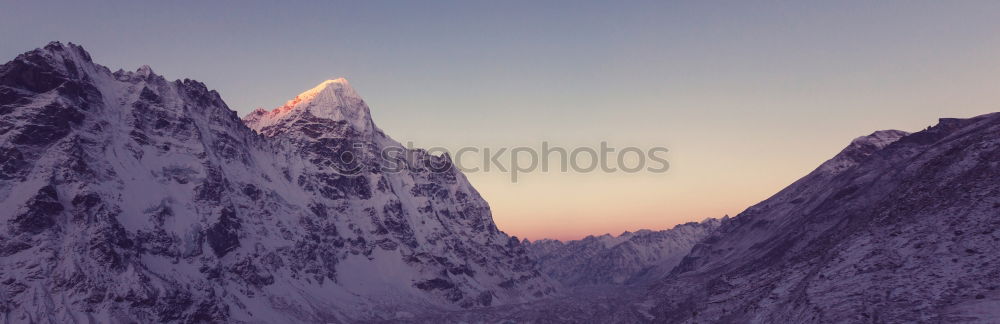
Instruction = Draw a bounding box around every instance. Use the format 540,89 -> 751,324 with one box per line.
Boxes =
243,78 -> 376,137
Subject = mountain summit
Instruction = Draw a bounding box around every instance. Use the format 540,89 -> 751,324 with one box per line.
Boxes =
243,78 -> 375,138
0,42 -> 553,323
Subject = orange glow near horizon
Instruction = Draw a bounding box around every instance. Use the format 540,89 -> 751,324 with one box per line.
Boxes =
464,148 -> 818,241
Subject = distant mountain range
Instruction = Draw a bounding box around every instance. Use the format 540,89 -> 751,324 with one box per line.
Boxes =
525,219 -> 720,287
2,42 -> 998,323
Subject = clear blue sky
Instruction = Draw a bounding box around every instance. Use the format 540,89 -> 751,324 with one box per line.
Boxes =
4,1 -> 1000,239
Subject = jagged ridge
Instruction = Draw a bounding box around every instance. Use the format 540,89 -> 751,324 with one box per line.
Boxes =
0,42 -> 554,323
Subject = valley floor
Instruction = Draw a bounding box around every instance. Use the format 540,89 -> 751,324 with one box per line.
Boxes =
387,285 -> 650,323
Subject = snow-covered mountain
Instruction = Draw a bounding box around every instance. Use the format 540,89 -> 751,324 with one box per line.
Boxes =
525,219 -> 720,286
414,118 -> 1000,323
0,42 -> 554,323
5,41 -> 1000,324
643,122 -> 1000,323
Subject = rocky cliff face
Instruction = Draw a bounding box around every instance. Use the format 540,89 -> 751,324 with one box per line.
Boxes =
0,42 -> 553,323
525,219 -> 720,286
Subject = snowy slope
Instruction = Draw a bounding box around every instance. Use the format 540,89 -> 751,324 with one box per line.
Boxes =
0,42 -> 553,323
644,120 -> 1000,323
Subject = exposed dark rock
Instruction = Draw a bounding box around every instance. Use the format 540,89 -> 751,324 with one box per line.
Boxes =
9,185 -> 63,234
206,207 -> 241,257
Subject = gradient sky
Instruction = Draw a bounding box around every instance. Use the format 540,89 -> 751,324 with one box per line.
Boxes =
4,1 -> 1000,240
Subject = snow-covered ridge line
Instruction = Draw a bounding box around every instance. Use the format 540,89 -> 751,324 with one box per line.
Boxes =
815,129 -> 909,175
0,41 -> 554,323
